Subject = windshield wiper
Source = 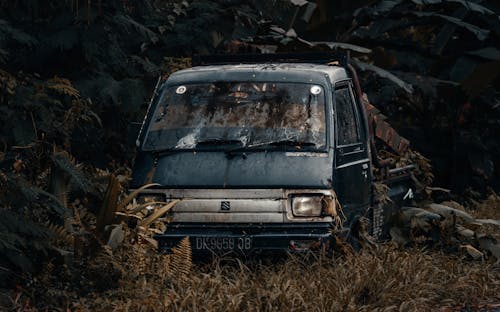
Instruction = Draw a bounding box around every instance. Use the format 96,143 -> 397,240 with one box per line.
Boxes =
146,139 -> 244,156
195,139 -> 244,147
268,140 -> 316,147
225,138 -> 316,155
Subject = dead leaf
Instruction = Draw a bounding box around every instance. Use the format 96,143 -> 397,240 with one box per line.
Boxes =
117,183 -> 161,212
139,232 -> 158,249
460,244 -> 483,260
13,159 -> 23,172
141,200 -> 180,228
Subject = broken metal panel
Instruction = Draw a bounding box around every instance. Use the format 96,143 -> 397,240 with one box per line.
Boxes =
364,100 -> 410,155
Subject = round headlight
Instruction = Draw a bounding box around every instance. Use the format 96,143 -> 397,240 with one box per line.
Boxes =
291,196 -> 323,217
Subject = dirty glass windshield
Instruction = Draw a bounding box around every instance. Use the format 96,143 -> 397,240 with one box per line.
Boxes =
143,82 -> 327,151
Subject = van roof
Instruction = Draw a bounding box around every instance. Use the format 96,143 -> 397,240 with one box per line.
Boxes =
169,63 -> 350,85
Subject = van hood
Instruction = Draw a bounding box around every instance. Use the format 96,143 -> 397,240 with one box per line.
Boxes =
131,151 -> 333,189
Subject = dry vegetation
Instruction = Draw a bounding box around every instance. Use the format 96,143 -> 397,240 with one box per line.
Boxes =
1,196 -> 497,312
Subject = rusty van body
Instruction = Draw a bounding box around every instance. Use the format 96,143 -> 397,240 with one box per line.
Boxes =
130,53 -> 414,254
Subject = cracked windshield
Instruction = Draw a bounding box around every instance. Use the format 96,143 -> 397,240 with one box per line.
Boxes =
143,82 -> 326,151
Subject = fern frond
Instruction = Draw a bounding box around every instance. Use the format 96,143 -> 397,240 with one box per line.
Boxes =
47,222 -> 74,245
8,173 -> 66,215
51,150 -> 91,193
170,236 -> 192,282
47,76 -> 80,98
78,208 -> 96,228
161,254 -> 171,283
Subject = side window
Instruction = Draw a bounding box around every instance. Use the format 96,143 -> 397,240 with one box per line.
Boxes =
335,87 -> 360,145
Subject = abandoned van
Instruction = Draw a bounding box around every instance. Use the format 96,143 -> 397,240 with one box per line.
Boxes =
130,53 -> 412,254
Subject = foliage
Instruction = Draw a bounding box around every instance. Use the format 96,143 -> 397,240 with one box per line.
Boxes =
0,62 -> 98,283
343,0 -> 500,192
0,172 -> 58,285
7,242 -> 500,311
0,209 -> 51,280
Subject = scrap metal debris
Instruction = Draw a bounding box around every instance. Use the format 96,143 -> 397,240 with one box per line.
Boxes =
390,195 -> 500,262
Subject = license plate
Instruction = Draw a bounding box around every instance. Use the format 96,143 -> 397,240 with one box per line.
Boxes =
194,236 -> 252,251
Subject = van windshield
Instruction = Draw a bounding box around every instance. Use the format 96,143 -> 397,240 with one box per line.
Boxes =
143,82 -> 327,151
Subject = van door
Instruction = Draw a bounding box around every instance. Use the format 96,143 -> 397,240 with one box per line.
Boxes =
333,82 -> 371,223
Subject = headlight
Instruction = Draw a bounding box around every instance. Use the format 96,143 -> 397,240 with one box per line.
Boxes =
291,195 -> 336,217
291,196 -> 323,217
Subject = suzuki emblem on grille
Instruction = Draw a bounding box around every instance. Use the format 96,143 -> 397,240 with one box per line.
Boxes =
221,201 -> 231,211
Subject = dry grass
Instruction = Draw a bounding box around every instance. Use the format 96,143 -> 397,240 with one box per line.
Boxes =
4,196 -> 499,312
64,246 -> 499,312
472,194 -> 500,220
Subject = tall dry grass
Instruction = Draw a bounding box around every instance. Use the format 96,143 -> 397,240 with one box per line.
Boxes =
62,245 -> 498,312
5,196 -> 499,312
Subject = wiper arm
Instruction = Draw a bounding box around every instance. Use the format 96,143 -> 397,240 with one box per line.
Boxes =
269,140 -> 316,147
147,139 -> 244,156
195,139 -> 244,147
226,138 -> 315,154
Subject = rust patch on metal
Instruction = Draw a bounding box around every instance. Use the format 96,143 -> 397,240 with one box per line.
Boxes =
364,101 -> 409,155
145,159 -> 158,184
